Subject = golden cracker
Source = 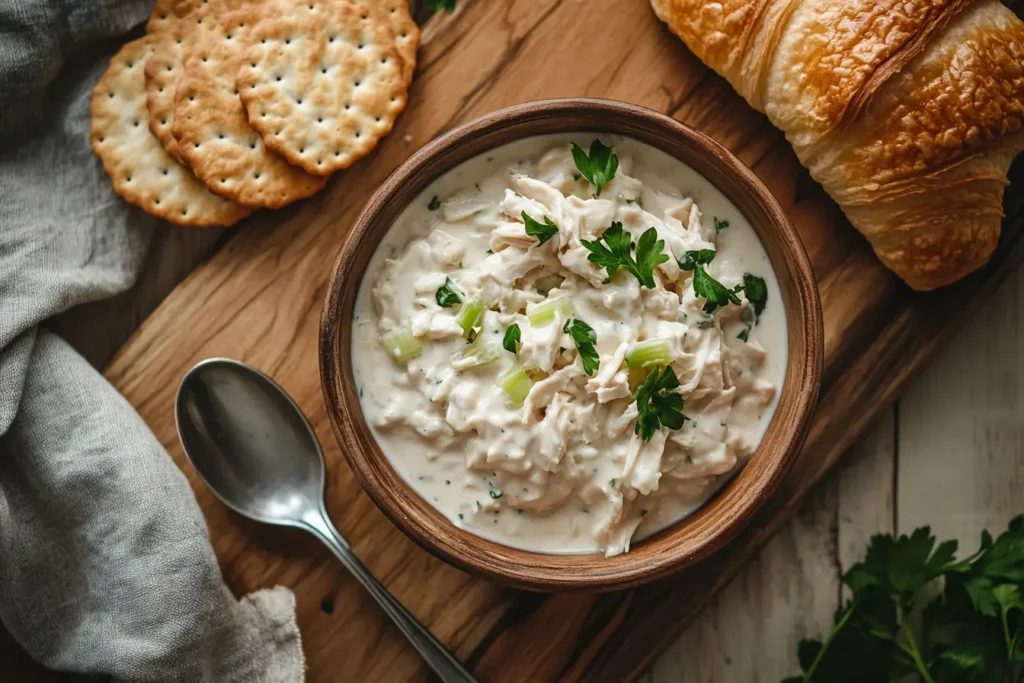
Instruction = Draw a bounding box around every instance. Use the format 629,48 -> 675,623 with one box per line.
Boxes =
144,0 -> 252,161
238,0 -> 409,176
174,9 -> 327,207
91,38 -> 251,227
377,0 -> 418,85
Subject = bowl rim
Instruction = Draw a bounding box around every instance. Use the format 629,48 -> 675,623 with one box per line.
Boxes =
319,97 -> 823,591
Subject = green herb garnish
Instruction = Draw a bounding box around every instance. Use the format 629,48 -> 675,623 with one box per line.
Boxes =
581,223 -> 669,289
435,278 -> 461,308
784,518 -> 1024,683
571,139 -> 618,196
488,489 -> 503,499
563,318 -> 599,376
522,211 -> 559,246
633,366 -> 687,441
502,324 -> 521,353
679,249 -> 741,314
713,216 -> 730,233
737,327 -> 750,343
428,195 -> 441,210
743,273 -> 768,321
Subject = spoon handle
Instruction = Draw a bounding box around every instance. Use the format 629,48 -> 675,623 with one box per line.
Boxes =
303,512 -> 478,683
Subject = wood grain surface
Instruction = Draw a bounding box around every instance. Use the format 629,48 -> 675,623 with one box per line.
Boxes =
6,0 -> 1024,680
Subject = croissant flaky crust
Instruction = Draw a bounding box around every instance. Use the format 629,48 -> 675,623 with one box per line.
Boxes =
651,0 -> 1024,290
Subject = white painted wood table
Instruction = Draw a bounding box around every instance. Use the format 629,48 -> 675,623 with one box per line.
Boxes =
645,268 -> 1024,682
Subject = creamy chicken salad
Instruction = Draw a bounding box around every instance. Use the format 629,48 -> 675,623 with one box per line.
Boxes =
352,134 -> 786,555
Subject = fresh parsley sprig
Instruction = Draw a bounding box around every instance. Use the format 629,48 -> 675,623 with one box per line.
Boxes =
571,140 -> 618,196
563,318 -> 599,376
502,323 -> 520,353
633,366 -> 687,441
522,211 -> 559,246
679,249 -> 741,314
581,223 -> 669,289
784,518 -> 1024,683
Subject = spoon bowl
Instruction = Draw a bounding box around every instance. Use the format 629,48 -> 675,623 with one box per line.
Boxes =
176,358 -> 324,527
175,358 -> 476,683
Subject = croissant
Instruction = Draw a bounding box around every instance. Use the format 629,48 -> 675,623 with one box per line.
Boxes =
651,0 -> 1024,290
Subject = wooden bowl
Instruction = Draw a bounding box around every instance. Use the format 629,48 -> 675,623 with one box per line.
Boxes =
319,98 -> 823,592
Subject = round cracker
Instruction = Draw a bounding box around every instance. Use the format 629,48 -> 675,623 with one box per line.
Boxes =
174,9 -> 327,208
146,0 -> 204,34
144,0 -> 254,162
377,0 -> 418,85
238,0 -> 409,176
90,38 -> 251,227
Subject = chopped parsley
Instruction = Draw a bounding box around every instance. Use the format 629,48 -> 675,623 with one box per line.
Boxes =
521,211 -> 559,246
581,223 -> 669,289
435,277 -> 461,308
679,249 -> 741,314
427,195 -> 441,211
570,139 -> 618,196
713,216 -> 729,233
742,273 -> 768,321
634,366 -> 688,441
563,318 -> 599,376
488,489 -> 503,499
737,327 -> 750,342
502,323 -> 521,353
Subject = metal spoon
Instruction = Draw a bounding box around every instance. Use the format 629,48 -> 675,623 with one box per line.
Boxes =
175,358 -> 476,683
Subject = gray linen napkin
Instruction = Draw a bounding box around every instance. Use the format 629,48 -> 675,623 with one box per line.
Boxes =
0,1 -> 305,681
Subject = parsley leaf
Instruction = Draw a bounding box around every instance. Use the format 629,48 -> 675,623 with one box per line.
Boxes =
679,249 -> 741,314
571,140 -> 618,196
633,366 -> 687,441
713,216 -> 730,233
743,273 -> 768,321
581,223 -> 669,288
502,324 -> 520,353
424,0 -> 456,13
784,517 -> 1024,683
435,278 -> 461,308
563,318 -> 599,376
428,195 -> 441,210
522,211 -> 559,246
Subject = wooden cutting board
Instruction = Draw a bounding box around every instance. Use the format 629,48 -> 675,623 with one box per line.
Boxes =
92,0 -> 1024,680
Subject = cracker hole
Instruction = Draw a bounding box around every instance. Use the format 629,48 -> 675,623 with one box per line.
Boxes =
255,173 -> 261,179
317,117 -> 323,123
133,120 -> 140,127
276,76 -> 282,82
220,178 -> 227,183
354,81 -> 361,87
182,209 -> 187,215
108,92 -> 114,99
125,175 -> 132,181
299,147 -> 305,153
329,36 -> 336,43
226,34 -> 233,40
155,199 -> 161,205
321,68 -> 327,74
361,13 -> 368,19
250,142 -> 257,149
285,39 -> 291,45
317,160 -> 323,166
345,104 -> 351,110
162,168 -> 169,175
166,66 -> 172,71
218,134 -> 225,139
334,151 -> 340,157
390,7 -> 396,12
297,98 -> 303,104
194,143 -> 200,148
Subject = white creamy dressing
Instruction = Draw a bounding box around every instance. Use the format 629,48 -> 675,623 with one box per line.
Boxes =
352,134 -> 787,555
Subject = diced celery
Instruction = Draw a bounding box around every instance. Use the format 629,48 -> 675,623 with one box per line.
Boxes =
526,296 -> 575,327
381,325 -> 422,363
455,297 -> 485,337
625,339 -> 672,368
499,364 -> 534,405
451,337 -> 501,369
